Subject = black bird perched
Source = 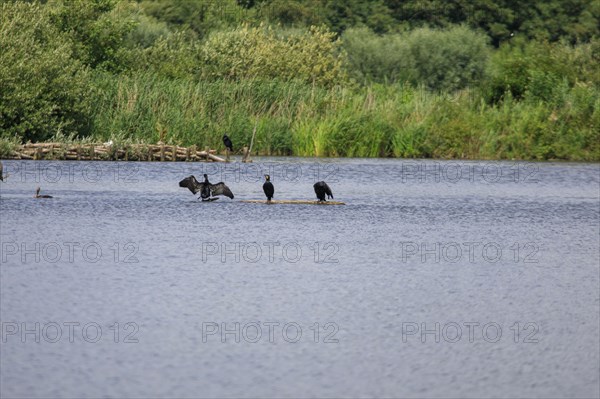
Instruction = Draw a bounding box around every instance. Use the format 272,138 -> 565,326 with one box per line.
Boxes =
313,181 -> 333,202
263,174 -> 274,202
179,174 -> 234,201
34,187 -> 53,198
222,134 -> 233,152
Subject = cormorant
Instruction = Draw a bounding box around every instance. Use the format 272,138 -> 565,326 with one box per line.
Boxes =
222,134 -> 233,152
179,174 -> 234,201
313,181 -> 333,202
263,174 -> 274,202
34,187 -> 53,198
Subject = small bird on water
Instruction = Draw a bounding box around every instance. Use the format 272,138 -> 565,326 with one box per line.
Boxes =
263,174 -> 274,202
222,134 -> 233,152
313,181 -> 333,202
34,187 -> 53,198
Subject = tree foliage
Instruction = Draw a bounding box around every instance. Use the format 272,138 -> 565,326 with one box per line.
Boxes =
199,24 -> 346,86
485,38 -> 600,103
46,0 -> 138,71
0,2 -> 92,142
343,25 -> 490,91
138,0 -> 250,38
239,0 -> 599,45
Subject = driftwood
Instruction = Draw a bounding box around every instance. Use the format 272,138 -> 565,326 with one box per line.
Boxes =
240,200 -> 345,205
4,143 -> 226,162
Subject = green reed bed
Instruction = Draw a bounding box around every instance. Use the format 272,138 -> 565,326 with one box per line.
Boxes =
14,72 -> 594,162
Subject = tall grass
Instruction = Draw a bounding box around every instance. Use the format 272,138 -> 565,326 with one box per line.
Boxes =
86,72 -> 599,161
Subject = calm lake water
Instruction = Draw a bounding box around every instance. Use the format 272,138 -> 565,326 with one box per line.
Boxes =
1,158 -> 599,398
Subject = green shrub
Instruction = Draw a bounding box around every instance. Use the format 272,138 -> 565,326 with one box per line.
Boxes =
0,2 -> 92,142
139,0 -> 249,39
46,0 -> 138,72
128,31 -> 202,79
343,25 -> 490,91
199,24 -> 347,86
485,38 -> 599,104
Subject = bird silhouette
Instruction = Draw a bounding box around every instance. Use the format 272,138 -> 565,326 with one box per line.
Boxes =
34,187 -> 53,198
313,181 -> 333,202
222,134 -> 233,152
263,175 -> 274,202
179,174 -> 234,201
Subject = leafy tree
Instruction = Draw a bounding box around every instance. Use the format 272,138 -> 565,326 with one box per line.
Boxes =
46,0 -> 138,71
138,0 -> 250,39
200,25 -> 346,86
131,31 -> 202,79
124,8 -> 170,49
0,2 -> 92,141
254,0 -> 326,27
485,38 -> 600,103
250,0 -> 396,33
384,0 -> 599,46
343,25 -> 490,91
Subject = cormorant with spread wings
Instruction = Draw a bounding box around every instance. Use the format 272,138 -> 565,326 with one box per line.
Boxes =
179,174 -> 234,201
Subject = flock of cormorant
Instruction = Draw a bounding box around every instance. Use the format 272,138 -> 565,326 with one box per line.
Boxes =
179,173 -> 334,203
177,134 -> 335,203
0,136 -> 336,203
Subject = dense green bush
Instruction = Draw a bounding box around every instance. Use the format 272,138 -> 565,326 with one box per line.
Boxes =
126,31 -> 202,79
0,2 -> 92,142
485,38 -> 600,104
46,0 -> 138,72
139,0 -> 249,39
343,26 -> 490,91
124,9 -> 170,49
246,0 -> 599,44
199,25 -> 346,86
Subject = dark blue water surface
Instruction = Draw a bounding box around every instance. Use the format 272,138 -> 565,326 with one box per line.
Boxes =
1,158 -> 599,398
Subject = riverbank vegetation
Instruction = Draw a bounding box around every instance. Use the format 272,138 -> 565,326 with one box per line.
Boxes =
1,0 -> 598,160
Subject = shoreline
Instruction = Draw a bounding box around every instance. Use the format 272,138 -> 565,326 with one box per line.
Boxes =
1,149 -> 598,163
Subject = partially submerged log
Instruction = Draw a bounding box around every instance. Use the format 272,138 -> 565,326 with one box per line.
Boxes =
240,199 -> 345,205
